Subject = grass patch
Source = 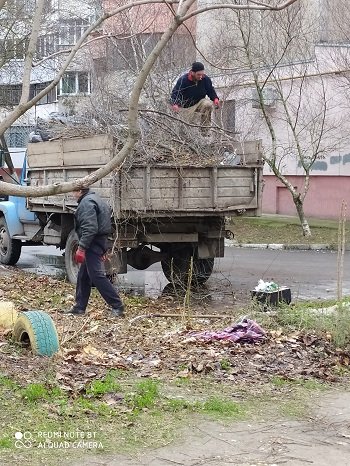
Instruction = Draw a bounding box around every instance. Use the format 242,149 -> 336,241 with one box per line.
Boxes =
0,438 -> 11,449
271,376 -> 327,391
124,295 -> 150,306
230,215 -> 345,245
21,383 -> 49,402
220,359 -> 231,371
166,398 -> 200,412
20,383 -> 67,403
0,375 -> 19,390
86,370 -> 121,397
202,397 -> 244,418
128,379 -> 160,411
276,301 -> 350,348
242,297 -> 350,349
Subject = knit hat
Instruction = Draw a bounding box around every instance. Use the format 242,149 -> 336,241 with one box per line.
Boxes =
191,61 -> 205,72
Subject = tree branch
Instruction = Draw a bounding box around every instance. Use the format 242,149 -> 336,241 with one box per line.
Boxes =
181,0 -> 300,22
0,0 -> 180,136
19,0 -> 45,105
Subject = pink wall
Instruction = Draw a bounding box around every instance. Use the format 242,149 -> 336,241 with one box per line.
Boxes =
262,175 -> 350,219
102,1 -> 197,34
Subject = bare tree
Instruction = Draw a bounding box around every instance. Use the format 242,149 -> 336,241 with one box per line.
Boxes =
0,0 -> 300,198
201,1 -> 350,236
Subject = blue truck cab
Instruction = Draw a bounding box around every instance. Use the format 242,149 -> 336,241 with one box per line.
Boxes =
0,154 -> 40,265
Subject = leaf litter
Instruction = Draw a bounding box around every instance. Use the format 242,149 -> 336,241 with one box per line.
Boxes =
0,269 -> 349,395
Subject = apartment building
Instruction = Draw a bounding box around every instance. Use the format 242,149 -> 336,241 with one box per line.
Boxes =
196,0 -> 350,219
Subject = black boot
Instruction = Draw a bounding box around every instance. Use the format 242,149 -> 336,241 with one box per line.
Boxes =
64,306 -> 85,315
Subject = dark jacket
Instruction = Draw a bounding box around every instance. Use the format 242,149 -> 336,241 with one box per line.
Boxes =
75,191 -> 112,251
170,72 -> 218,108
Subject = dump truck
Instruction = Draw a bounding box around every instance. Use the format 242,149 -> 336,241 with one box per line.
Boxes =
0,135 -> 263,284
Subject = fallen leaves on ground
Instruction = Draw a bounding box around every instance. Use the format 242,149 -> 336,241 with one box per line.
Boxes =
0,269 -> 349,394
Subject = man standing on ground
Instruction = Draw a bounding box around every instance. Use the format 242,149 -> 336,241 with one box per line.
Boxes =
67,187 -> 125,317
170,61 -> 220,133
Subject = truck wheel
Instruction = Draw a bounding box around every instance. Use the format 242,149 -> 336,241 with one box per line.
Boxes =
0,217 -> 22,265
161,248 -> 214,285
65,230 -> 79,285
13,310 -> 59,357
193,258 -> 215,284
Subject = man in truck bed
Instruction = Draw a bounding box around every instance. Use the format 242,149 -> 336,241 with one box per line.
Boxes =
170,61 -> 220,134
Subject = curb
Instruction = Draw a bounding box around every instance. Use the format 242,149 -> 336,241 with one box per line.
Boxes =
224,239 -> 340,251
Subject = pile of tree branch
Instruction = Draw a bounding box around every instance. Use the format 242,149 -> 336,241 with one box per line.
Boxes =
36,109 -> 239,167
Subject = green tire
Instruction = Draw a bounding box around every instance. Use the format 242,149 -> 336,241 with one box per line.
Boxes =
13,311 -> 59,357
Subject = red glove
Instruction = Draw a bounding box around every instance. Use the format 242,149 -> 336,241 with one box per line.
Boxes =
213,98 -> 220,109
172,104 -> 180,112
74,247 -> 86,264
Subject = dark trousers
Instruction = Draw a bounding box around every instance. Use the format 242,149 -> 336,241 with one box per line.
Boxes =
75,248 -> 123,311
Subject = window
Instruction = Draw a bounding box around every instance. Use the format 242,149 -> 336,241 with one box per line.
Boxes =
38,15 -> 91,58
58,18 -> 90,47
5,126 -> 34,148
29,82 -> 57,105
0,37 -> 29,60
58,72 -> 90,95
37,33 -> 58,59
61,73 -> 76,94
0,85 -> 22,106
0,82 -> 57,106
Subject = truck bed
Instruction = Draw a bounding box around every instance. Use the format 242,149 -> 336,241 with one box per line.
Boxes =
27,135 -> 263,217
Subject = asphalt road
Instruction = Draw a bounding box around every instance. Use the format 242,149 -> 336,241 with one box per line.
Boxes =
215,246 -> 350,304
15,244 -> 350,306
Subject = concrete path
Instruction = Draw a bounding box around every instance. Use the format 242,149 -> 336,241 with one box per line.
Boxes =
67,391 -> 350,466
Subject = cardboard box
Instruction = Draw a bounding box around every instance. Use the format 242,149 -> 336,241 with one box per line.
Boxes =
251,287 -> 291,306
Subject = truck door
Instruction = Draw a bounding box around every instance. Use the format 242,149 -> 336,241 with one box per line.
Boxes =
14,195 -> 37,223
16,154 -> 38,223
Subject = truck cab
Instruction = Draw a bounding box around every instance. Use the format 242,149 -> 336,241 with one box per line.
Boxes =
0,153 -> 40,265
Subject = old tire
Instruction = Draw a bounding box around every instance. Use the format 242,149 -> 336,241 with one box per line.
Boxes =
65,230 -> 79,285
161,247 -> 214,285
0,301 -> 18,330
0,217 -> 22,265
13,311 -> 59,357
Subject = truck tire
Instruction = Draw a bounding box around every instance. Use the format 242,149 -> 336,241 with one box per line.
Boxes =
0,217 -> 22,265
13,310 -> 59,357
64,230 -> 117,285
161,247 -> 214,285
65,230 -> 79,285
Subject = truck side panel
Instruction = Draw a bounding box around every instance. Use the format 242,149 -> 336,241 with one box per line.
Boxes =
119,166 -> 260,212
27,134 -> 114,168
28,168 -> 114,210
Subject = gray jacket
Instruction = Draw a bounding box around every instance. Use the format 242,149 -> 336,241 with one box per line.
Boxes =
75,191 -> 112,250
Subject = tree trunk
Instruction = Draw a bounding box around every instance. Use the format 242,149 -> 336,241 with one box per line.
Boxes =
294,197 -> 311,237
